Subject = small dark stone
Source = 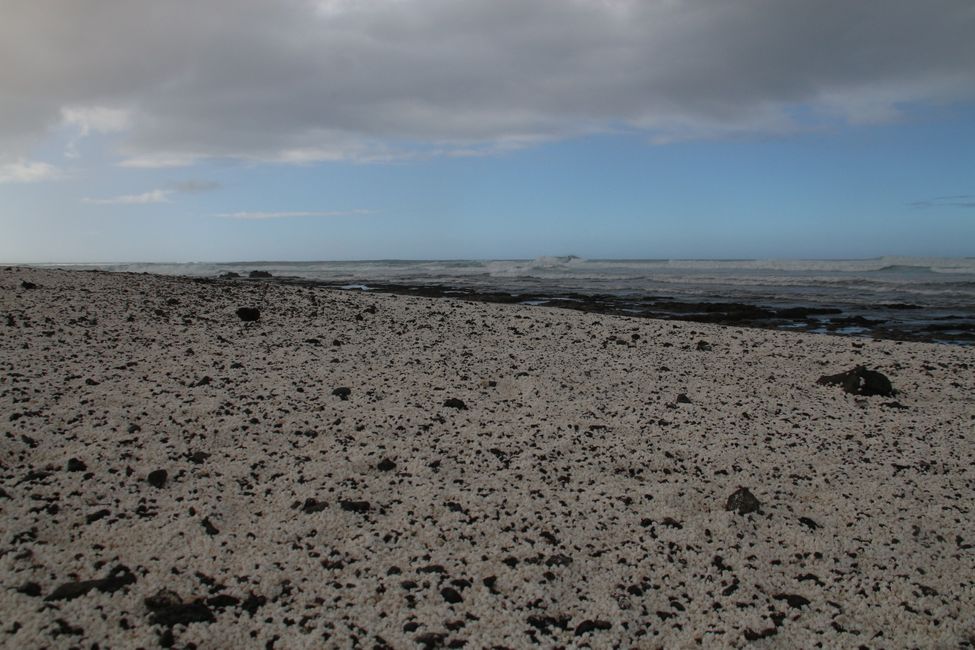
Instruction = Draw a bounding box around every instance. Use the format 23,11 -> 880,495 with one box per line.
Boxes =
377,458 -> 397,472
817,365 -> 894,397
441,587 -> 463,604
574,620 -> 612,636
339,500 -> 371,514
725,487 -> 761,515
149,601 -> 216,627
241,592 -> 267,615
219,271 -> 240,279
186,451 -> 210,464
145,589 -> 182,610
86,509 -> 110,524
46,565 -> 136,601
332,387 -> 351,400
302,498 -> 327,513
444,398 -> 467,410
207,594 -> 240,609
17,582 -> 42,597
676,393 -> 692,404
798,516 -> 820,530
696,340 -> 712,351
21,280 -> 37,289
201,517 -> 219,535
744,627 -> 778,641
236,307 -> 260,322
66,458 -> 87,472
192,375 -> 211,387
147,469 -> 168,488
127,423 -> 142,434
774,593 -> 811,609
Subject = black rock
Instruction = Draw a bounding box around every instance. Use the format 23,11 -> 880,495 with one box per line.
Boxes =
676,393 -> 692,404
17,582 -> 42,597
817,365 -> 894,397
441,587 -> 463,604
192,376 -> 211,387
207,594 -> 240,609
339,500 -> 371,514
301,498 -> 327,513
725,487 -> 761,515
332,387 -> 351,400
236,307 -> 260,322
21,280 -> 37,289
186,451 -> 210,464
149,601 -> 215,627
377,458 -> 397,472
66,458 -> 87,472
774,593 -> 811,609
248,270 -> 272,278
696,340 -> 712,351
444,398 -> 467,410
145,588 -> 182,610
798,516 -> 819,530
86,509 -> 110,524
201,517 -> 220,535
46,565 -> 136,601
147,469 -> 168,488
218,272 -> 240,279
574,620 -> 612,636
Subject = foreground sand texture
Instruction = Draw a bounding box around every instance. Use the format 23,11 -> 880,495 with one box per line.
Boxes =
2,268 -> 973,648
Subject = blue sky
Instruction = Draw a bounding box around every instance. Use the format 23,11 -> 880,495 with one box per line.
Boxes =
2,1 -> 973,262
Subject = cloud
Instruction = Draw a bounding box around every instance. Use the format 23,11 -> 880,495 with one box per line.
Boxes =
83,189 -> 172,205
214,210 -> 373,220
0,160 -> 61,183
909,195 -> 975,209
2,0 -> 974,163
170,180 -> 221,193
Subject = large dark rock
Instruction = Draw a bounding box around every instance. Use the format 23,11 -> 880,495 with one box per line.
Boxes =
147,469 -> 168,488
725,487 -> 761,515
235,307 -> 260,322
444,398 -> 467,410
332,387 -> 351,400
248,270 -> 272,278
817,365 -> 894,397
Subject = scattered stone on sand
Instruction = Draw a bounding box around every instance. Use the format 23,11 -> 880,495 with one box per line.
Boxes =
66,458 -> 87,472
235,307 -> 260,322
201,517 -> 220,535
377,458 -> 397,472
696,340 -> 712,351
218,272 -> 240,279
339,500 -> 371,513
725,487 -> 761,515
45,565 -> 136,601
146,469 -> 168,488
20,280 -> 37,290
248,270 -> 272,279
444,398 -> 467,410
817,365 -> 894,396
676,393 -> 692,404
301,498 -> 327,513
148,601 -> 216,627
332,386 -> 351,400
440,587 -> 463,604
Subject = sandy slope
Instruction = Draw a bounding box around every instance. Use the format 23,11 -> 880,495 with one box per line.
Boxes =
1,267 -> 973,649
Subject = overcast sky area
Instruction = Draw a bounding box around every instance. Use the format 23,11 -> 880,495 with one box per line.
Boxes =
1,0 -> 974,262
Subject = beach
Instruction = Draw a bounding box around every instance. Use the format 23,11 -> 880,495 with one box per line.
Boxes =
2,266 -> 973,648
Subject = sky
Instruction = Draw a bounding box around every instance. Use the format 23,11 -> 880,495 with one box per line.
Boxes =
1,0 -> 974,263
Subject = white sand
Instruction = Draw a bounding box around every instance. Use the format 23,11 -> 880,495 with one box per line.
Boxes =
2,267 -> 973,649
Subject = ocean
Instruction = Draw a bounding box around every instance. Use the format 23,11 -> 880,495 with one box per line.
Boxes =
49,256 -> 975,344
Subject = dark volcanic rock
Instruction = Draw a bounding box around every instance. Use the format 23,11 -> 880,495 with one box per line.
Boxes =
201,517 -> 220,535
441,587 -> 463,604
66,458 -> 87,472
725,487 -> 761,515
575,620 -> 612,636
46,565 -> 136,601
218,272 -> 240,279
675,393 -> 692,404
377,458 -> 397,472
339,500 -> 371,514
774,593 -> 811,609
248,270 -> 272,278
444,398 -> 468,410
332,387 -> 352,400
149,601 -> 216,627
17,582 -> 42,597
235,307 -> 260,322
817,365 -> 894,397
20,280 -> 37,289
147,469 -> 168,488
301,498 -> 327,513
145,588 -> 183,611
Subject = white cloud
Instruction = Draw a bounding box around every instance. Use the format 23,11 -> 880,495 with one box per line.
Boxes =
214,210 -> 373,220
0,160 -> 61,183
1,1 -> 973,162
83,189 -> 172,205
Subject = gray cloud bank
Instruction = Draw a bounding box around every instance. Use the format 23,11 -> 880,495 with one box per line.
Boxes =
2,0 -> 973,164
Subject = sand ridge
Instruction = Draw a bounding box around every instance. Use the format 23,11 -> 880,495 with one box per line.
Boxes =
1,268 -> 973,648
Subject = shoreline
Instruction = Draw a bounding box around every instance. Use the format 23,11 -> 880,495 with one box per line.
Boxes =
226,273 -> 975,346
3,267 -> 974,648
